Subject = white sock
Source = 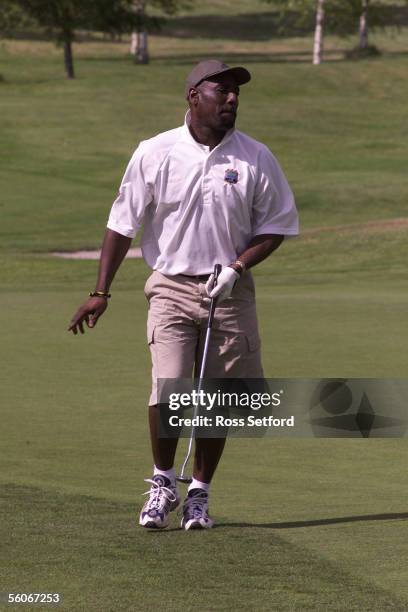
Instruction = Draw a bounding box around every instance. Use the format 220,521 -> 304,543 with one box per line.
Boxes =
153,465 -> 176,484
188,478 -> 210,494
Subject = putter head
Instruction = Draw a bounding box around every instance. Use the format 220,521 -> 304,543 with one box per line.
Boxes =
176,476 -> 192,484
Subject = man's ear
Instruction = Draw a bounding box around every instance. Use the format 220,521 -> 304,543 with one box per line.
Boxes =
188,87 -> 200,106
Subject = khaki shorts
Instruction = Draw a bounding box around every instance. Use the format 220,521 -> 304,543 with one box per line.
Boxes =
144,271 -> 264,405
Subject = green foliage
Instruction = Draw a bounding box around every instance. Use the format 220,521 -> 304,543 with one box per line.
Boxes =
0,0 -> 36,36
326,0 -> 397,36
12,0 -> 143,41
151,0 -> 194,15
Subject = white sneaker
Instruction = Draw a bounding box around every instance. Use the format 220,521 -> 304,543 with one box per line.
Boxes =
139,475 -> 180,529
181,489 -> 214,530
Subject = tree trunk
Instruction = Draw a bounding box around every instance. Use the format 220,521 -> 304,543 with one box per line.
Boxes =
130,31 -> 137,55
136,30 -> 149,64
131,30 -> 149,63
313,0 -> 325,65
359,0 -> 369,50
130,0 -> 149,64
63,35 -> 74,79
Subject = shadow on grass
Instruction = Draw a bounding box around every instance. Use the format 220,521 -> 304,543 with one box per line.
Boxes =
79,47 -> 408,67
2,484 -> 407,539
214,511 -> 408,530
78,53 -> 318,65
150,50 -> 348,66
79,54 -> 315,66
72,51 -> 348,68
78,49 -> 349,66
383,49 -> 408,58
149,511 -> 408,533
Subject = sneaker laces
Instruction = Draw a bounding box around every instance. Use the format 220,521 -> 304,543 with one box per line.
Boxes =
142,478 -> 177,511
183,492 -> 208,519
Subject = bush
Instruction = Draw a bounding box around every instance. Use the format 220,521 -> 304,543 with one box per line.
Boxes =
345,45 -> 382,60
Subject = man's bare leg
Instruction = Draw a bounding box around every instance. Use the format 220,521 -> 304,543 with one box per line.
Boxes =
193,437 -> 226,483
148,405 -> 179,469
149,406 -> 226,481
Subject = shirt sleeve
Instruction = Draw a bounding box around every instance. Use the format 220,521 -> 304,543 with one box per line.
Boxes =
252,146 -> 299,237
106,144 -> 153,239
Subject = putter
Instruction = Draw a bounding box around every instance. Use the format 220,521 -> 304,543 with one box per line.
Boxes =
176,263 -> 222,484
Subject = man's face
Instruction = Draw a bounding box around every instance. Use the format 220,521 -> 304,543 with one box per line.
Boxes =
190,74 -> 240,131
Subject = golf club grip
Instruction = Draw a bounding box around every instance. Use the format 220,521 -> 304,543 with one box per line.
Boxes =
208,264 -> 222,328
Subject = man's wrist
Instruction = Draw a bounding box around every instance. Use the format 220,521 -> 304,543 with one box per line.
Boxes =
229,260 -> 246,276
90,290 -> 111,299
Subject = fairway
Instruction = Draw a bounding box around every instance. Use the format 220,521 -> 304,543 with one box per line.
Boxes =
1,11 -> 407,611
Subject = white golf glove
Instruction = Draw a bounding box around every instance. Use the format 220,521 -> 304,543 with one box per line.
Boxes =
205,266 -> 240,303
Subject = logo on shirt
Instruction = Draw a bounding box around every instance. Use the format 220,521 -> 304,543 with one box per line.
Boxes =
224,168 -> 239,184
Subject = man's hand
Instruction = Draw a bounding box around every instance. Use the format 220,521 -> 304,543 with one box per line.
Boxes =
67,229 -> 131,335
205,266 -> 239,303
68,296 -> 108,335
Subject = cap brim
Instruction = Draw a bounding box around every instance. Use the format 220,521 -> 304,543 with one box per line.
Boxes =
204,66 -> 251,87
185,64 -> 251,98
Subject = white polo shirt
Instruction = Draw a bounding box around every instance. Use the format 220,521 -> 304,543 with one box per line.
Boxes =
107,112 -> 299,275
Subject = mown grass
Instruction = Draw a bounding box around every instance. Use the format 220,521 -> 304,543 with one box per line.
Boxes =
0,25 -> 407,612
1,480 -> 407,611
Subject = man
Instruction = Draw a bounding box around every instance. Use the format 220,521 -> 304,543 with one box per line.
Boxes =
69,60 -> 299,530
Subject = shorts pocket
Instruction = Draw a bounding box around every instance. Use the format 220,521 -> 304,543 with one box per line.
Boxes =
147,322 -> 155,345
144,272 -> 155,299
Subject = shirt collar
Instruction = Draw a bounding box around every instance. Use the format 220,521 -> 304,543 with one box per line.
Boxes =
181,109 -> 235,153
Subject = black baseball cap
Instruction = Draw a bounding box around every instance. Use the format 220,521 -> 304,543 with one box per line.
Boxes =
185,59 -> 251,99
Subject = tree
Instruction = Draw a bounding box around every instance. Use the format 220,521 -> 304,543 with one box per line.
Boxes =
359,0 -> 369,49
263,0 -> 326,63
130,1 -> 149,64
129,0 -> 193,64
328,0 -> 386,57
312,0 -> 325,65
11,0 -> 143,78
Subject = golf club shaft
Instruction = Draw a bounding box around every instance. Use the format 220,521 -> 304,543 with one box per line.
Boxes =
178,335 -> 211,479
177,264 -> 221,481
